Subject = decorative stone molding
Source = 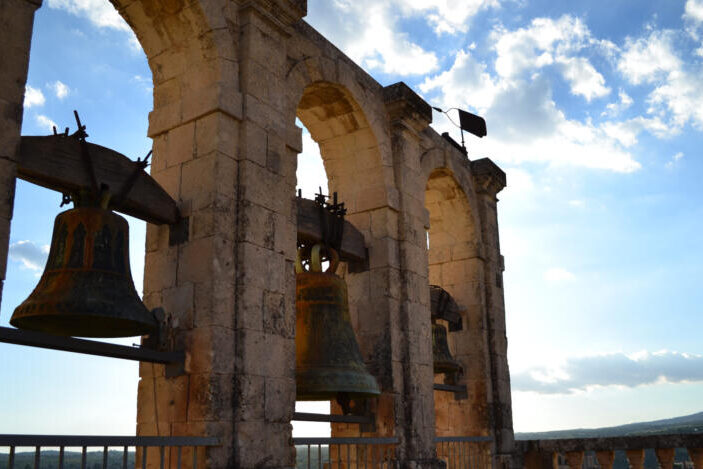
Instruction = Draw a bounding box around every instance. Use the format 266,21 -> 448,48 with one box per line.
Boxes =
383,82 -> 432,132
471,158 -> 506,197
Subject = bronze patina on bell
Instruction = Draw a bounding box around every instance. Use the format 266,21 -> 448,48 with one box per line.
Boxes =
432,322 -> 462,375
295,244 -> 380,404
430,285 -> 463,377
10,206 -> 157,338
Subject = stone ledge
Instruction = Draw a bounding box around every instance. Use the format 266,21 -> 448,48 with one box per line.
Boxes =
383,82 -> 432,132
470,158 -> 506,196
516,433 -> 703,453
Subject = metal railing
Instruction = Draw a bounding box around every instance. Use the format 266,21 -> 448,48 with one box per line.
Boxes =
0,435 -> 220,469
435,436 -> 493,469
293,437 -> 399,469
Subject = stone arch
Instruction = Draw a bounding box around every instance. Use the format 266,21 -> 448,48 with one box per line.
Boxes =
289,79 -> 393,214
423,161 -> 492,438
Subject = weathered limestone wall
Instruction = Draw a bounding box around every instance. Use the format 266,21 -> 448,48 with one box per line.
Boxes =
1,0 -> 515,467
0,0 -> 42,309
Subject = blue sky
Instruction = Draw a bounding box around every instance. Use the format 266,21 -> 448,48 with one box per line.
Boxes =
2,0 -> 703,436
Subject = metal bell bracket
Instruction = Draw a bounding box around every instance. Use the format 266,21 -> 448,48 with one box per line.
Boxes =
0,307 -> 185,377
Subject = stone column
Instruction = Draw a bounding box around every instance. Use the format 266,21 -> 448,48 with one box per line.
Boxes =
626,449 -> 645,469
0,0 -> 42,309
655,448 -> 675,469
383,83 -> 441,468
470,159 -> 514,459
231,2 -> 306,468
595,451 -> 615,469
688,448 -> 703,469
564,451 -> 584,469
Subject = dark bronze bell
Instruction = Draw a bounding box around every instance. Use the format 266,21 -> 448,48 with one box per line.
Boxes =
295,244 -> 380,403
10,207 -> 157,338
432,321 -> 462,375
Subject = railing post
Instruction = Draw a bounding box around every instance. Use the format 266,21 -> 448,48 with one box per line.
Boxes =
655,448 -> 675,469
626,449 -> 645,469
565,451 -> 584,469
524,450 -> 553,469
688,448 -> 703,469
595,451 -> 615,469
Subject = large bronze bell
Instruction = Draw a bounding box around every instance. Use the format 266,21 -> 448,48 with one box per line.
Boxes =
295,244 -> 380,403
10,207 -> 157,337
432,321 -> 462,375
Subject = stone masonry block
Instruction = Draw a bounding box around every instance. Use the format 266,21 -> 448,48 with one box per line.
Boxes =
193,277 -> 236,329
234,373 -> 266,421
187,372 -> 235,422
264,376 -> 295,422
194,111 -> 239,159
186,326 -> 235,375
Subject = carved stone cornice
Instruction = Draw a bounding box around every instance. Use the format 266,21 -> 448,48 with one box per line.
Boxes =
383,82 -> 432,133
471,158 -> 506,197
238,0 -> 307,29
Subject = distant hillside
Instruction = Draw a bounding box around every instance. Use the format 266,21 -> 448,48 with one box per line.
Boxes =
516,411 -> 703,440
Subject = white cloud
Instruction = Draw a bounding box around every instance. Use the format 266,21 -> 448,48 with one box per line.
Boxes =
423,51 -> 641,173
568,199 -> 585,207
9,241 -> 49,272
618,30 -> 681,85
420,49 -> 500,113
513,351 -> 703,394
666,151 -> 684,169
543,267 -> 575,284
602,89 -> 634,117
46,0 -> 130,32
398,0 -> 499,35
558,57 -> 610,101
48,80 -> 70,99
24,86 -> 45,108
619,29 -> 703,130
490,15 -> 612,100
35,115 -> 58,132
45,0 -> 140,50
684,0 -> 703,24
306,1 -> 438,76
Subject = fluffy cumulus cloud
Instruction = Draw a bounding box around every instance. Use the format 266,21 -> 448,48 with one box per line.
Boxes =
491,15 -> 612,100
48,80 -> 70,99
398,0 -> 499,35
46,0 -> 130,32
24,85 -> 45,108
513,351 -> 703,394
307,1 -> 439,76
421,40 -> 641,173
684,0 -> 703,24
618,29 -> 703,130
46,0 -> 140,49
9,241 -> 49,272
35,115 -> 58,132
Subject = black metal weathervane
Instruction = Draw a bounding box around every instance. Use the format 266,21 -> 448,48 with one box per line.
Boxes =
431,106 -> 487,156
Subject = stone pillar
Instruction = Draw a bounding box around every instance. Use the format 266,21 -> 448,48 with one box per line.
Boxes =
231,2 -> 306,468
564,451 -> 584,469
626,449 -> 645,469
0,0 -> 42,310
470,158 -> 514,459
383,83 -> 440,468
688,448 -> 703,469
595,451 -> 615,469
655,448 -> 675,469
137,0 -> 305,467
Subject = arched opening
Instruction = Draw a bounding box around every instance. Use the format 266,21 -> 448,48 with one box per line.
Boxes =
425,168 -> 488,437
0,0 -> 152,435
292,81 -> 391,440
